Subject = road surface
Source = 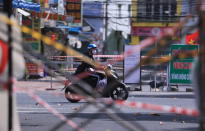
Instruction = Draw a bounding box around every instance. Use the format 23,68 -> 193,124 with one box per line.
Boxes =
16,83 -> 198,131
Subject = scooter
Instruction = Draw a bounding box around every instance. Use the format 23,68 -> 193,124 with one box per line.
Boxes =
64,66 -> 129,103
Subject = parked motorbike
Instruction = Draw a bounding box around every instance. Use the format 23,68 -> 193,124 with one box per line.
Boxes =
149,80 -> 165,89
63,66 -> 129,103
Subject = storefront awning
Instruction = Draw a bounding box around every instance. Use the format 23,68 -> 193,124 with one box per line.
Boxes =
57,25 -> 82,33
12,0 -> 40,12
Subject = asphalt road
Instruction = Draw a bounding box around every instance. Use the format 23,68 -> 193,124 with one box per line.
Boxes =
16,85 -> 198,131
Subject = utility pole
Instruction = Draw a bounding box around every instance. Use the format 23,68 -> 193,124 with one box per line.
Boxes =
104,0 -> 108,54
3,0 -> 13,131
198,1 -> 205,130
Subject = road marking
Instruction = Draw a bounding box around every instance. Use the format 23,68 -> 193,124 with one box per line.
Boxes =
17,111 -> 49,113
17,107 -> 69,113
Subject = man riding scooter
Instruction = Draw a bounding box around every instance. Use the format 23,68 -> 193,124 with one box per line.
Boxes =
64,44 -> 129,102
74,43 -> 98,75
74,43 -> 100,88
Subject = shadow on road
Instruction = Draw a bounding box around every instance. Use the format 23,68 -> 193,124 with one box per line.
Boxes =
62,112 -> 198,123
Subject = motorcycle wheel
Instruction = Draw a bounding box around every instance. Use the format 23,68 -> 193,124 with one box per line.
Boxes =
65,87 -> 81,103
110,84 -> 128,100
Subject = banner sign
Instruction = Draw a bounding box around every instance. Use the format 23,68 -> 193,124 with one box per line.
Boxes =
131,27 -> 180,38
26,63 -> 44,77
169,44 -> 199,84
124,45 -> 140,84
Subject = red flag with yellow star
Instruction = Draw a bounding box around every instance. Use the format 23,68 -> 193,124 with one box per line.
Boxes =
186,31 -> 199,45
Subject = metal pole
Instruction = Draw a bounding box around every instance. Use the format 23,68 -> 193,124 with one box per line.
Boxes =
51,73 -> 53,89
198,5 -> 205,130
3,0 -> 13,131
150,72 -> 151,92
103,0 -> 108,54
154,73 -> 157,92
166,64 -> 169,92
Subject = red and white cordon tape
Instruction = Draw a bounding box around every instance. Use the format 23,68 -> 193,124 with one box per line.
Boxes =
94,55 -> 123,58
114,100 -> 199,117
50,55 -> 123,58
26,90 -> 84,131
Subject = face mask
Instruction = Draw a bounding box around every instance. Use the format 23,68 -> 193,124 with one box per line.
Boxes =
92,49 -> 97,55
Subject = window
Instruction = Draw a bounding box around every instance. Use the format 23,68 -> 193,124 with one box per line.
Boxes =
66,0 -> 82,23
136,0 -> 177,22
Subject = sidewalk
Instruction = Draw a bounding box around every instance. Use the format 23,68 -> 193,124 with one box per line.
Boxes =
16,78 -> 194,93
15,80 -> 64,91
127,84 -> 194,92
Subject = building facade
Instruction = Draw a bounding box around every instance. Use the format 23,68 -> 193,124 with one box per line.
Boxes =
130,0 -> 185,84
130,0 -> 182,45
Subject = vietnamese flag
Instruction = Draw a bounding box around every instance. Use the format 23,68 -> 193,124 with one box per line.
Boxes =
186,31 -> 199,45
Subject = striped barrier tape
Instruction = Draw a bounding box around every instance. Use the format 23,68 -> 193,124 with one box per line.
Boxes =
49,55 -> 123,59
52,55 -> 122,57
24,90 -> 84,131
13,79 -> 84,130
114,100 -> 199,117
